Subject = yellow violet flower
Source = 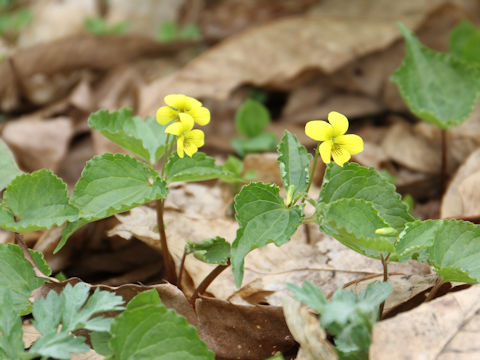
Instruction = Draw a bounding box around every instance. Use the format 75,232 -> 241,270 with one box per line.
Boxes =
305,111 -> 364,167
156,94 -> 210,126
165,113 -> 204,158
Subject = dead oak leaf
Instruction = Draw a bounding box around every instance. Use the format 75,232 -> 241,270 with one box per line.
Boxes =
370,285 -> 480,359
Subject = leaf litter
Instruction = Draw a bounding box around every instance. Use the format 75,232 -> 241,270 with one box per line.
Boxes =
2,0 -> 480,358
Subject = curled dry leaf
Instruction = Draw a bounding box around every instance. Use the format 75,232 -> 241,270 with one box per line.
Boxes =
282,297 -> 338,360
370,285 -> 480,360
2,117 -> 74,172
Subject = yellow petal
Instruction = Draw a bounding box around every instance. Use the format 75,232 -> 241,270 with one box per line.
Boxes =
177,136 -> 185,158
335,134 -> 364,155
165,122 -> 186,136
186,129 -> 205,148
177,113 -> 194,131
319,140 -> 333,164
156,106 -> 177,125
183,141 -> 198,157
164,94 -> 202,110
328,111 -> 348,136
188,106 -> 210,126
305,120 -> 333,141
332,145 -> 351,167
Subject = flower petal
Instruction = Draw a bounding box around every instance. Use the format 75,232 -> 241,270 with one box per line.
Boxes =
331,145 -> 351,167
188,106 -> 210,126
156,106 -> 177,125
177,136 -> 185,158
186,129 -> 205,148
165,94 -> 202,110
328,111 -> 348,136
183,142 -> 198,157
177,113 -> 194,131
165,121 -> 185,136
305,121 -> 333,141
319,140 -> 333,164
335,134 -> 364,155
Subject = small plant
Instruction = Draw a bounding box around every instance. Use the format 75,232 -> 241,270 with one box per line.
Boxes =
231,97 -> 277,157
157,21 -> 202,42
0,0 -> 32,39
84,17 -> 129,36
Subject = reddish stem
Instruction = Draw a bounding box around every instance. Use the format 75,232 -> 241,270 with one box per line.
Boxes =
156,199 -> 177,285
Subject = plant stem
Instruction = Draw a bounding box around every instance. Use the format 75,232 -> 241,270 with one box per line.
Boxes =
178,250 -> 187,290
425,276 -> 445,302
378,253 -> 390,319
156,199 -> 177,285
441,129 -> 448,193
161,134 -> 172,177
303,143 -> 320,201
190,260 -> 231,307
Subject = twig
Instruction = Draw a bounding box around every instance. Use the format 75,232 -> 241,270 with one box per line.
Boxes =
178,250 -> 187,291
190,260 -> 230,307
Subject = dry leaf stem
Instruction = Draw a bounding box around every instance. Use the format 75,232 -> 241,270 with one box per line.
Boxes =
156,199 -> 177,285
190,259 -> 231,307
425,276 -> 445,302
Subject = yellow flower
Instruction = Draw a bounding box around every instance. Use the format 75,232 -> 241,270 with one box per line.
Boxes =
165,113 -> 204,158
305,111 -> 363,167
156,94 -> 210,126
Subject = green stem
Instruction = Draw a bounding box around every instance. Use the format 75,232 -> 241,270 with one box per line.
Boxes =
161,134 -> 172,177
302,144 -> 320,203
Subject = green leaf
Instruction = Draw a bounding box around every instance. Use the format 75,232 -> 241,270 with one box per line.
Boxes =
0,7 -> 32,35
165,152 -> 223,183
231,182 -> 304,287
109,289 -> 214,360
396,219 -> 480,282
231,133 -> 277,157
235,99 -> 270,138
287,281 -> 327,313
56,153 -> 168,252
179,24 -> 202,40
290,281 -> 391,360
0,139 -> 23,190
89,108 -> 168,164
157,20 -> 179,42
0,169 -> 78,232
220,155 -> 256,184
29,248 -> 52,276
391,23 -> 480,129
277,130 -> 312,198
84,17 -> 128,35
318,163 -> 413,232
317,198 -> 396,258
30,283 -> 124,359
324,282 -> 391,360
91,331 -> 113,357
0,243 -> 46,315
450,20 -> 480,66
186,237 -> 231,265
0,291 -> 24,359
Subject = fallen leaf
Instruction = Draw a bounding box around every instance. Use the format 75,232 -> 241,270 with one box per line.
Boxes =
442,149 -> 480,218
282,297 -> 338,360
139,0 -> 458,116
2,117 -> 74,172
370,285 -> 480,359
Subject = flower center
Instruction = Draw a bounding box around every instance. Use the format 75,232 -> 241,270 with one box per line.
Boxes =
332,144 -> 344,157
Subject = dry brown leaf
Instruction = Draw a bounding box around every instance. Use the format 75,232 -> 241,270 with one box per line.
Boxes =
17,0 -> 97,47
370,285 -> 480,360
243,153 -> 282,186
106,0 -> 186,38
195,296 -> 296,360
282,297 -> 338,360
199,0 -> 318,40
442,149 -> 480,218
139,0 -> 455,116
22,323 -> 40,348
2,117 -> 74,172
